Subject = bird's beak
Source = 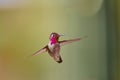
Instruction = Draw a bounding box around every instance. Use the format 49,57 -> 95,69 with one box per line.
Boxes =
59,34 -> 65,36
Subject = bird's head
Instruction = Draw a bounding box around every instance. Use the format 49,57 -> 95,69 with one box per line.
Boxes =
49,32 -> 64,42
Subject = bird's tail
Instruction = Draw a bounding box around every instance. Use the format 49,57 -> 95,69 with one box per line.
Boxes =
56,56 -> 63,63
53,55 -> 63,63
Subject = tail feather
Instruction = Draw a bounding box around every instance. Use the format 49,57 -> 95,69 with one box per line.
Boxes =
56,57 -> 63,63
53,55 -> 63,63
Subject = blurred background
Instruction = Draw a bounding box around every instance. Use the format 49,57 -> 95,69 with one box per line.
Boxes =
0,0 -> 119,80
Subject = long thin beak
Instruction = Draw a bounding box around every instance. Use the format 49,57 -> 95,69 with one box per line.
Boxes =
59,34 -> 65,36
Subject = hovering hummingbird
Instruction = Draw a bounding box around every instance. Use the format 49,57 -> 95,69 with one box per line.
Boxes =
31,32 -> 87,63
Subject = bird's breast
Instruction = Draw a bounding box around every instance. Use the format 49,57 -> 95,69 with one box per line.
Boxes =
48,42 -> 60,52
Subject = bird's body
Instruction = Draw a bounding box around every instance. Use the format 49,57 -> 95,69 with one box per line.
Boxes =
31,32 -> 87,63
48,41 -> 62,63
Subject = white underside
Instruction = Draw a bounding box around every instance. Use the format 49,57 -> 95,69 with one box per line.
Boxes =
48,42 -> 60,52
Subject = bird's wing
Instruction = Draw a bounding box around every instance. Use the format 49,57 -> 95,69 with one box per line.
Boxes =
31,45 -> 48,56
59,36 -> 87,46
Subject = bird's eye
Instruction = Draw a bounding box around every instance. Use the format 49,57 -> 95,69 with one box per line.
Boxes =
51,34 -> 54,38
53,34 -> 55,37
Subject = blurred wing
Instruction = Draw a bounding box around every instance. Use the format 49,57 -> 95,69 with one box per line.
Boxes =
59,38 -> 80,46
59,36 -> 87,46
31,45 -> 48,56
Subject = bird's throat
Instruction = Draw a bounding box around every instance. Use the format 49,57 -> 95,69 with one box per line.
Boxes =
50,38 -> 58,45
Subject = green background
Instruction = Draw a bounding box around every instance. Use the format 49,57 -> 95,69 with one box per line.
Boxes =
0,0 -> 119,80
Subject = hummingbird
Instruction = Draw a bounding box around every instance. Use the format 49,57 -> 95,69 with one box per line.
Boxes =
31,32 -> 87,63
